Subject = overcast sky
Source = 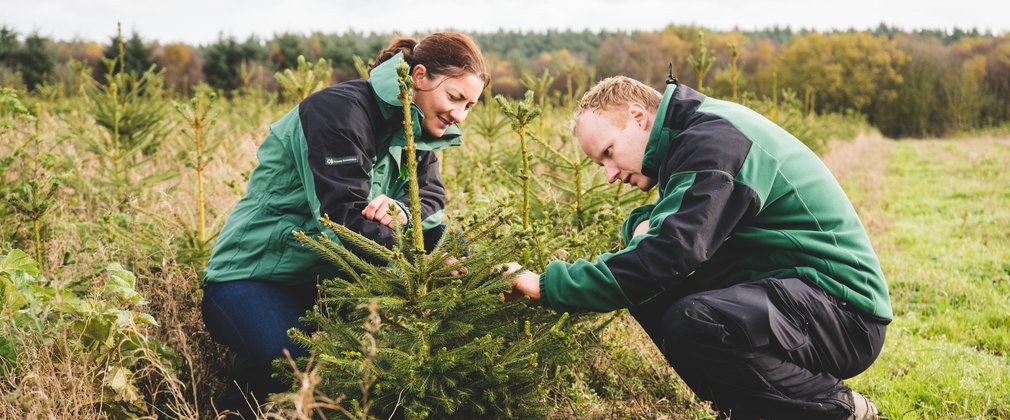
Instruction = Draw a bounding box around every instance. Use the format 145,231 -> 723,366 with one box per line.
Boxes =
3,0 -> 1008,45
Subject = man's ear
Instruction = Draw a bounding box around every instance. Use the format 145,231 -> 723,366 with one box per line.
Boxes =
629,103 -> 649,130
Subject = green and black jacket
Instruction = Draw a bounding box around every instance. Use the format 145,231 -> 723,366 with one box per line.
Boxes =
541,83 -> 892,320
204,53 -> 457,285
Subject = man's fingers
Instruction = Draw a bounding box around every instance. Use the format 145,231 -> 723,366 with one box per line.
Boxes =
495,268 -> 542,302
513,272 -> 542,300
501,289 -> 522,302
500,262 -> 522,276
379,214 -> 392,226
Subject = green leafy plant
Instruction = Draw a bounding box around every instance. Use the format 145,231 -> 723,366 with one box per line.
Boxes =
0,249 -> 178,416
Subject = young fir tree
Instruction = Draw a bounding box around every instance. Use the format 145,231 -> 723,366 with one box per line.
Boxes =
687,31 -> 716,94
80,24 -> 173,208
274,55 -> 333,103
289,61 -> 577,419
171,84 -> 223,270
102,24 -> 153,78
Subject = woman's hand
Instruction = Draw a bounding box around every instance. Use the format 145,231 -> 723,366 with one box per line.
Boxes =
444,255 -> 469,276
362,195 -> 408,227
501,262 -> 541,301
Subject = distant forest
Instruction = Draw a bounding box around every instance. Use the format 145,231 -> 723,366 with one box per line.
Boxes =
2,24 -> 1008,137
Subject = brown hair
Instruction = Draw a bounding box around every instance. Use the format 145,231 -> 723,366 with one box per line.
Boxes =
574,76 -> 662,129
370,32 -> 489,86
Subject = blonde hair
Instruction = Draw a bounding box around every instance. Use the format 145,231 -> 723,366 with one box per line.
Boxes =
573,76 -> 662,130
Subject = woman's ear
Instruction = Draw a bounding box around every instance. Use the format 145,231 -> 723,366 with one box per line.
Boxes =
411,64 -> 428,86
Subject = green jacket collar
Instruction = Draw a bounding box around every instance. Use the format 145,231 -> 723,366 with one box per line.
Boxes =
641,83 -> 679,178
368,52 -> 462,151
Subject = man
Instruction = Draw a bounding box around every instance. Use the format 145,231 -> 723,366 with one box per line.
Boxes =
506,75 -> 890,419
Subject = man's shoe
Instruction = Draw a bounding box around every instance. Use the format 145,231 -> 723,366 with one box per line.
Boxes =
849,390 -> 880,420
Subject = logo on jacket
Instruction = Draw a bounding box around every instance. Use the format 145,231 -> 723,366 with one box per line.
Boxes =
325,156 -> 358,166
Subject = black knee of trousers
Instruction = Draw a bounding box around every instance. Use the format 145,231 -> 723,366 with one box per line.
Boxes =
660,296 -> 735,359
656,296 -> 743,404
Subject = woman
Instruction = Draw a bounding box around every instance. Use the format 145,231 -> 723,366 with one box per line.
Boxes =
201,32 -> 487,403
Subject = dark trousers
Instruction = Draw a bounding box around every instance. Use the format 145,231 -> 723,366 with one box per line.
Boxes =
202,280 -> 317,402
630,277 -> 886,420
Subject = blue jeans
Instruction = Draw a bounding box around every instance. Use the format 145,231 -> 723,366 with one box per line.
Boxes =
201,279 -> 317,399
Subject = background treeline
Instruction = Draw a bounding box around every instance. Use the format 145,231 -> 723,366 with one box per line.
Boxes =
1,24 -> 1008,138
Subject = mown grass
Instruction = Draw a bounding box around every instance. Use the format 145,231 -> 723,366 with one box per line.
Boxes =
842,137 -> 1010,419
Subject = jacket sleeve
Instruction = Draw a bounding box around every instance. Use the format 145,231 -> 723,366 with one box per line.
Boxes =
620,204 -> 656,245
297,95 -> 400,256
395,150 -> 446,230
541,170 -> 761,312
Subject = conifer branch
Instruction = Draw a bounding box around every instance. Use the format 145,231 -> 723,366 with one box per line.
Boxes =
316,234 -> 380,278
293,230 -> 363,285
318,216 -> 395,264
528,131 -> 574,166
425,214 -> 511,271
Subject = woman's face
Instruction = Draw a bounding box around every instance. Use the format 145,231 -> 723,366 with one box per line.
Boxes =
411,65 -> 484,138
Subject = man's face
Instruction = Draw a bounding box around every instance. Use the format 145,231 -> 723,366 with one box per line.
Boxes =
574,105 -> 657,191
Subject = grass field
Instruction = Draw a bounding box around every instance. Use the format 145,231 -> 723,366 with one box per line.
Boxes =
828,135 -> 1010,419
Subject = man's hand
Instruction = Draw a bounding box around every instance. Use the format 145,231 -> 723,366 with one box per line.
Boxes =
501,262 -> 541,301
362,195 -> 408,227
633,219 -> 650,238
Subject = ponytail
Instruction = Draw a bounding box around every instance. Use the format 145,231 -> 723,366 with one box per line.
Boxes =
369,37 -> 418,70
368,32 -> 488,87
